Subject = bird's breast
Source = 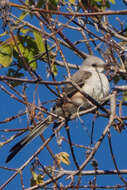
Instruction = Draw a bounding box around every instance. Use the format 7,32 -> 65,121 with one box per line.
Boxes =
82,72 -> 110,100
53,72 -> 110,117
71,72 -> 109,107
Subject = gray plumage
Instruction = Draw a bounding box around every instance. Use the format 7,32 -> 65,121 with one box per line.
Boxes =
6,55 -> 110,163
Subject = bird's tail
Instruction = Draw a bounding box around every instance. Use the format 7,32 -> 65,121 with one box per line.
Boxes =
6,117 -> 50,163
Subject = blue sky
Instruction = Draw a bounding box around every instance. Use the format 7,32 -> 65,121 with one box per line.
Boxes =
0,0 -> 127,189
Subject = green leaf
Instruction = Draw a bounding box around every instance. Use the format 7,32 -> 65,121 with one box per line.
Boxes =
14,36 -> 38,70
123,91 -> 127,102
109,0 -> 115,4
48,0 -> 59,9
0,44 -> 13,67
25,0 -> 30,5
29,61 -> 37,70
7,68 -> 24,87
51,64 -> 58,76
33,31 -> 45,53
94,0 -> 102,2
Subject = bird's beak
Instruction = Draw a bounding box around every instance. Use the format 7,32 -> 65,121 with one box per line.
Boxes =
104,63 -> 110,70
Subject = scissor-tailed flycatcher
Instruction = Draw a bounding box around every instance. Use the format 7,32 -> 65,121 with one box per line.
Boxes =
6,55 -> 110,163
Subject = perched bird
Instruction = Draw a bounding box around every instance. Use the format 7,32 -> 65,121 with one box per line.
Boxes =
6,55 -> 110,163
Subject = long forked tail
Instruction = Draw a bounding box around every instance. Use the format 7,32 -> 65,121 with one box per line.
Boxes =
6,117 -> 50,163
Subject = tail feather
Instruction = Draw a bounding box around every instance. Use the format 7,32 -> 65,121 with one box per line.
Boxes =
6,137 -> 28,163
6,117 -> 50,163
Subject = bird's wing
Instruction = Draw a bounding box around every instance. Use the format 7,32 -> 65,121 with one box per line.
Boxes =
63,70 -> 91,98
5,70 -> 91,163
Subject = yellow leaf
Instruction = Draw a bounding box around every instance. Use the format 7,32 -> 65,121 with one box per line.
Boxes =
0,44 -> 13,67
30,169 -> 44,186
69,0 -> 75,4
19,11 -> 29,20
56,152 -> 70,165
0,31 -> 8,37
20,28 -> 30,34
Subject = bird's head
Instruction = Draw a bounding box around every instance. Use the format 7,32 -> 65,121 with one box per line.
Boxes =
80,55 -> 108,72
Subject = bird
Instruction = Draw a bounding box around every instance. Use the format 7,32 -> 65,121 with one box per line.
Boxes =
6,55 -> 110,163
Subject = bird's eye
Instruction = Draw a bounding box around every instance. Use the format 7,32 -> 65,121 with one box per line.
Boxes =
92,63 -> 97,67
